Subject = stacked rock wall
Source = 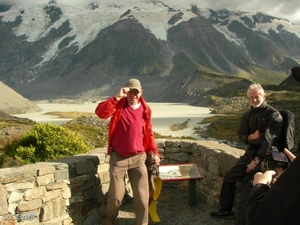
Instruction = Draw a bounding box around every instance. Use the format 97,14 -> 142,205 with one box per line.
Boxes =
0,139 -> 244,224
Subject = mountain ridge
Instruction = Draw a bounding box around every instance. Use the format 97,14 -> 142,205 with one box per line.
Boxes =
0,1 -> 299,104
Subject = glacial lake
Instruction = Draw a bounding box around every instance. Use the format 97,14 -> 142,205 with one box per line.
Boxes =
14,102 -> 214,140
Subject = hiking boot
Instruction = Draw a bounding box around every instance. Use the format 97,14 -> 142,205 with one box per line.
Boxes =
210,209 -> 235,220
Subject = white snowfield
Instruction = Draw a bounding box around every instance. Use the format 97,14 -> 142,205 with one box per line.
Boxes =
1,1 -> 299,69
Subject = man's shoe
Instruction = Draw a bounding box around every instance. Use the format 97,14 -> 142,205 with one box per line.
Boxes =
210,209 -> 235,220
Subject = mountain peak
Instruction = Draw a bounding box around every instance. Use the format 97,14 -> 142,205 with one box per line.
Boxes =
0,1 -> 299,102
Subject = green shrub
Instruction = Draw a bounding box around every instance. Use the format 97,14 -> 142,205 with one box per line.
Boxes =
9,123 -> 93,164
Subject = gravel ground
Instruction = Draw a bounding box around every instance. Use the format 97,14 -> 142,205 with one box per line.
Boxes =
101,182 -> 235,225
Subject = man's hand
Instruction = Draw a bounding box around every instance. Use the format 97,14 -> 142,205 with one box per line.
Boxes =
252,148 -> 296,186
248,130 -> 262,142
247,160 -> 258,173
252,170 -> 276,186
154,155 -> 160,165
284,148 -> 296,162
115,87 -> 130,100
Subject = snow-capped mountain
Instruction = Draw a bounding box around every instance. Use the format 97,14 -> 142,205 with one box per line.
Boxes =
0,1 -> 299,103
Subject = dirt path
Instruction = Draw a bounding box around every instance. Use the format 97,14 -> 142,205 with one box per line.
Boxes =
100,182 -> 235,225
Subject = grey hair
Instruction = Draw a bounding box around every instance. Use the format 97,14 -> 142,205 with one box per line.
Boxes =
247,83 -> 265,98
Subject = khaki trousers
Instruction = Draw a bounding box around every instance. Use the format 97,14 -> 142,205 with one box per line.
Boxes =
106,151 -> 149,225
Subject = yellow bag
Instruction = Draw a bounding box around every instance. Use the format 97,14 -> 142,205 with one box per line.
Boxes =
149,177 -> 163,223
149,200 -> 161,223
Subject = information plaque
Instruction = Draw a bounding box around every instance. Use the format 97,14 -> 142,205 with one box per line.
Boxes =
158,163 -> 204,207
159,163 -> 204,181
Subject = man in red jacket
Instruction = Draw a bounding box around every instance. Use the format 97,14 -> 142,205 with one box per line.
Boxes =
95,78 -> 160,225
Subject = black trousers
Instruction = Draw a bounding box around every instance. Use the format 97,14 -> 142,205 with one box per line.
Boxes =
219,153 -> 262,225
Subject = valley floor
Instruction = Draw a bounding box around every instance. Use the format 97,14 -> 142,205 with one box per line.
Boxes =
13,102 -> 214,139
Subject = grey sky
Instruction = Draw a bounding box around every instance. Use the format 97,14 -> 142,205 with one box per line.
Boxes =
1,0 -> 299,25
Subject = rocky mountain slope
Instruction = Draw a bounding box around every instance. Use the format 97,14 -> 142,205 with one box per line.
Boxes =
0,1 -> 299,103
0,81 -> 41,114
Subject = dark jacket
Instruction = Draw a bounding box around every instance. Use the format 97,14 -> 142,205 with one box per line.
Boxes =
247,155 -> 300,225
237,100 -> 283,160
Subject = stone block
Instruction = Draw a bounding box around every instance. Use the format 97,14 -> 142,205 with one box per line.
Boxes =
84,187 -> 96,200
165,140 -> 180,147
0,171 -> 36,184
82,208 -> 101,225
156,140 -> 165,148
208,149 -> 221,157
208,163 -> 219,176
179,141 -> 193,148
81,199 -> 95,216
54,169 -> 70,181
157,147 -> 164,154
5,182 -> 35,192
42,190 -> 61,202
207,155 -> 219,165
38,166 -> 56,176
36,174 -> 55,187
181,147 -> 193,153
46,180 -> 68,190
0,185 -> 8,215
75,160 -> 95,175
62,216 -> 73,225
69,195 -> 84,204
169,152 -> 190,162
61,187 -> 72,200
70,175 -> 91,185
17,199 -> 42,212
8,190 -> 23,204
165,147 -> 181,153
40,201 -> 53,222
69,177 -> 95,193
53,162 -> 69,170
53,198 -> 67,218
85,156 -> 100,168
24,186 -> 47,201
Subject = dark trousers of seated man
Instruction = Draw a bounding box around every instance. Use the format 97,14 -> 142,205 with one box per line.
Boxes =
219,153 -> 262,225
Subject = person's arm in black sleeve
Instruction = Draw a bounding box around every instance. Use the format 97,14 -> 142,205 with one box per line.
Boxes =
257,111 -> 283,159
247,184 -> 270,225
238,111 -> 252,144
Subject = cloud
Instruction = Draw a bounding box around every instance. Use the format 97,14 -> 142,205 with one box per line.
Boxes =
162,0 -> 300,25
0,0 -> 299,25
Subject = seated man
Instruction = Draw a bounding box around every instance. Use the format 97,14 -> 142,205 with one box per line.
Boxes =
210,83 -> 283,225
247,66 -> 300,225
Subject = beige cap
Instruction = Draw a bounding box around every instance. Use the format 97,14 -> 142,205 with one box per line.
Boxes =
125,78 -> 142,92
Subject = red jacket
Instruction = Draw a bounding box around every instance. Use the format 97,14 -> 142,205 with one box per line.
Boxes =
95,96 -> 158,156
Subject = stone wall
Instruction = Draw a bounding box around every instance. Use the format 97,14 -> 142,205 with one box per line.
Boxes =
0,139 -> 244,224
156,139 -> 244,207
